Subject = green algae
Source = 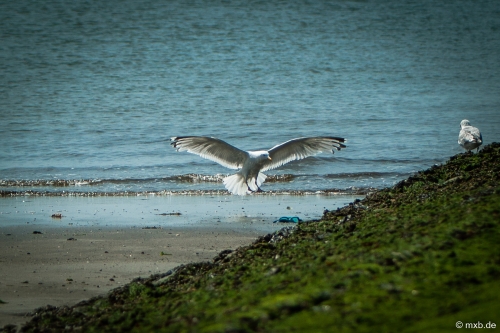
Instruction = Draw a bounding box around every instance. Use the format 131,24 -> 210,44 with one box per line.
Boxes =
12,144 -> 500,333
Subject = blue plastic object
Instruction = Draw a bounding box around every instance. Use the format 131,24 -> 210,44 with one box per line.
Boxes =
273,216 -> 303,223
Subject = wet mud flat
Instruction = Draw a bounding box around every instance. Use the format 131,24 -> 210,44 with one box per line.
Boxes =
0,224 -> 272,328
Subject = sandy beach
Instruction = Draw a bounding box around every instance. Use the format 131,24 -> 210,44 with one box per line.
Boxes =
0,194 -> 358,328
0,224 -> 276,327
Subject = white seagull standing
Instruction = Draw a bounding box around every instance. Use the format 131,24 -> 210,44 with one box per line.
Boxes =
170,136 -> 346,195
458,119 -> 482,152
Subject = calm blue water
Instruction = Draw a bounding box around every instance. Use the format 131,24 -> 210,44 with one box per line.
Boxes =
1,0 -> 500,195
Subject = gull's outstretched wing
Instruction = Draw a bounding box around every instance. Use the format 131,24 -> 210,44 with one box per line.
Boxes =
261,136 -> 346,171
171,136 -> 248,170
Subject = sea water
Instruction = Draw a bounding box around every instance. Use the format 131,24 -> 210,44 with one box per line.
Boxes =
1,0 -> 499,198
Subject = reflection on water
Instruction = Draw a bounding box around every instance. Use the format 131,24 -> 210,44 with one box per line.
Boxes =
0,195 -> 362,228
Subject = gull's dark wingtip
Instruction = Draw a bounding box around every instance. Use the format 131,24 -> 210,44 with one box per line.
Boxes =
170,136 -> 182,148
326,136 -> 347,152
327,136 -> 346,143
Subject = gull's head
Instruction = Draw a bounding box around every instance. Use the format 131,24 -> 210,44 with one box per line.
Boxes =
261,152 -> 272,161
460,119 -> 471,128
250,150 -> 272,161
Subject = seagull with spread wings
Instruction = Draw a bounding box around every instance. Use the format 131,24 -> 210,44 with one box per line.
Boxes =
170,136 -> 346,195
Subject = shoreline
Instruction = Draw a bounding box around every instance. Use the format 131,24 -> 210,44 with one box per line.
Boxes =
0,194 -> 362,328
0,188 -> 374,197
9,144 -> 500,332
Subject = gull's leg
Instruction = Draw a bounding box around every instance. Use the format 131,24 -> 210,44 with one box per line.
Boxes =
255,179 -> 264,192
245,179 -> 254,192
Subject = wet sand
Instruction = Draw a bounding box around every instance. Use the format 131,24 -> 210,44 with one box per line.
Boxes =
0,224 -> 275,328
0,194 -> 360,328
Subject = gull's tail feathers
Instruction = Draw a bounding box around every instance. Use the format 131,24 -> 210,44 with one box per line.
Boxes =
223,173 -> 249,196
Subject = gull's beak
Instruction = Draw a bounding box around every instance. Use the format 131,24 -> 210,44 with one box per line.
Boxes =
268,156 -> 272,160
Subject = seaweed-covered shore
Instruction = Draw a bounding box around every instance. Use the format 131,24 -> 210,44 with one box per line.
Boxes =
4,143 -> 500,333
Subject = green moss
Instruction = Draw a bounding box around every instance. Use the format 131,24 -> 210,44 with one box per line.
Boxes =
14,144 -> 500,332
128,282 -> 149,298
